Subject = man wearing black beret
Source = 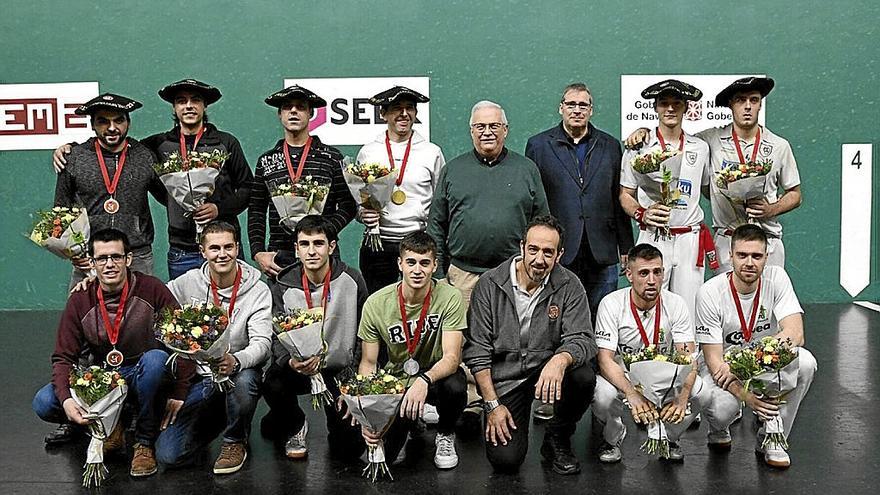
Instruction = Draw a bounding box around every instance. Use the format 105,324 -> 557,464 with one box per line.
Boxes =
247,85 -> 356,275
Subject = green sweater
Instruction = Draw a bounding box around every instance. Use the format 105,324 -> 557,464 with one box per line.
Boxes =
427,149 -> 549,276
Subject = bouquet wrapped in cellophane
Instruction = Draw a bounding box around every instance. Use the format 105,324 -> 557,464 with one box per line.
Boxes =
268,176 -> 330,231
342,158 -> 399,251
631,150 -> 683,240
29,206 -> 90,259
154,150 -> 228,239
272,308 -> 331,408
715,159 -> 774,225
156,303 -> 234,391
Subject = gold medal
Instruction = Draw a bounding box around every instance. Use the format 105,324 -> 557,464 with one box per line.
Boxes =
105,348 -> 124,367
391,189 -> 407,205
103,198 -> 120,214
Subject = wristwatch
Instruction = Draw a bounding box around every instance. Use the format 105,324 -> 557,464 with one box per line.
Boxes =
231,356 -> 242,374
483,399 -> 501,414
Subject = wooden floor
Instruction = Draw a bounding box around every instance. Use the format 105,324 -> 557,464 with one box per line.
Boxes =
1,303 -> 876,494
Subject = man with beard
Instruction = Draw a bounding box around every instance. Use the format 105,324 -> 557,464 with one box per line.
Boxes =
356,86 -> 446,293
54,94 -> 167,287
248,85 -> 356,275
463,215 -> 596,475
158,221 -> 273,474
696,224 -> 816,468
592,243 -> 706,463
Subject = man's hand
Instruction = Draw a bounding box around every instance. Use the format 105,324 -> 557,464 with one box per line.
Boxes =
624,127 -> 650,150
72,257 -> 92,272
193,202 -> 219,223
359,208 -> 380,228
712,362 -> 738,390
400,378 -> 428,421
161,399 -> 184,430
69,273 -> 96,294
535,355 -> 568,404
53,144 -> 72,173
745,197 -> 776,219
485,405 -> 516,447
216,352 -> 237,376
62,398 -> 90,425
288,356 -> 321,376
361,426 -> 382,446
254,251 -> 282,277
659,394 -> 689,424
643,203 -> 671,228
625,390 -> 658,424
744,393 -> 780,421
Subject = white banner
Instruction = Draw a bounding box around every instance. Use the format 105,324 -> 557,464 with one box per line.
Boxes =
840,144 -> 872,297
620,75 -> 766,138
282,77 -> 430,145
0,82 -> 99,150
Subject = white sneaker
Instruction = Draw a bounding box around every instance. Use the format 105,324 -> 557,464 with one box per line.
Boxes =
422,404 -> 440,424
434,432 -> 459,469
756,437 -> 791,469
285,420 -> 308,459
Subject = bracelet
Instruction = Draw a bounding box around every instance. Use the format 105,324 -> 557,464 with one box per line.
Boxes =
418,373 -> 433,386
634,207 -> 647,225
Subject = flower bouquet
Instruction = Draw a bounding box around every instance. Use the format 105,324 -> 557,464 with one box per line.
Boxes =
156,303 -> 234,391
724,336 -> 798,450
154,150 -> 229,239
631,150 -> 683,240
339,369 -> 406,481
29,206 -> 90,259
69,365 -> 127,487
715,159 -> 774,224
342,158 -> 399,251
273,308 -> 331,408
268,176 -> 330,231
623,345 -> 694,458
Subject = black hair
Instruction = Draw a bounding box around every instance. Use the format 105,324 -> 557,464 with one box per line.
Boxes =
627,243 -> 663,264
731,224 -> 768,250
522,214 -> 565,251
399,231 -> 437,258
294,215 -> 338,243
88,228 -> 130,256
198,220 -> 238,244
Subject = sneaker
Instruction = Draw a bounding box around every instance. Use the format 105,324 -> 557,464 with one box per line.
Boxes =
534,403 -> 555,421
661,442 -> 684,463
434,432 -> 459,469
213,442 -> 248,474
707,428 -> 732,452
598,442 -> 622,463
103,422 -> 126,454
540,433 -> 581,475
756,438 -> 791,469
422,404 -> 440,424
44,423 -> 76,445
285,421 -> 308,459
129,443 -> 158,477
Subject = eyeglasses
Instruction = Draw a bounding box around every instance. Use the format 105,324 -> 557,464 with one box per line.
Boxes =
562,101 -> 592,111
92,254 -> 129,266
470,122 -> 506,133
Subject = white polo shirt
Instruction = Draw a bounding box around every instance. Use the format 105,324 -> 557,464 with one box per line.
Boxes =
595,287 -> 694,356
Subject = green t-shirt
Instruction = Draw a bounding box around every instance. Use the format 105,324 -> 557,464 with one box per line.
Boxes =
358,279 -> 466,375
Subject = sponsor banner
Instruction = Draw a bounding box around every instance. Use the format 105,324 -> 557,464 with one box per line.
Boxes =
283,77 -> 430,145
0,82 -> 99,150
620,75 -> 766,138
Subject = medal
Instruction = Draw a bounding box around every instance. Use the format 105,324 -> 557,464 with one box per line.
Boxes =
731,127 -> 762,164
103,198 -> 120,214
655,127 -> 684,152
97,279 -> 130,368
179,125 -> 205,168
94,140 -> 129,215
630,290 -> 662,348
728,273 -> 762,342
105,348 -> 124,367
211,264 -> 242,324
403,358 -> 420,376
283,136 -> 313,185
391,189 -> 407,205
397,282 -> 433,376
302,264 -> 332,311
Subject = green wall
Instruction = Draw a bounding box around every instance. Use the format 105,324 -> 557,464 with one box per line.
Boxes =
2,0 -> 878,309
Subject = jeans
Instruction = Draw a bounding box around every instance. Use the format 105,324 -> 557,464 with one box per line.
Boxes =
167,247 -> 206,280
32,348 -> 169,445
566,237 -> 618,326
155,368 -> 261,466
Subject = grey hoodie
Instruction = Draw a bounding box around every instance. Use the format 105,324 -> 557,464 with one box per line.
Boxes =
167,260 -> 273,370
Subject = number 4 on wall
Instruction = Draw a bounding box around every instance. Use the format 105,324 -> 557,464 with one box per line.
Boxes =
840,144 -> 873,297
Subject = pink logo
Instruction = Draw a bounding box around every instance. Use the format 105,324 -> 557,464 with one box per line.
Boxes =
308,107 -> 327,132
684,100 -> 702,121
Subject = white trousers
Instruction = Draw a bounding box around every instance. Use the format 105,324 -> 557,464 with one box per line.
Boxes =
637,228 -> 704,319
713,233 -> 785,273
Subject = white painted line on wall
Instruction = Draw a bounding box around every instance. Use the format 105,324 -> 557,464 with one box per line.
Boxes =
840,144 -> 872,297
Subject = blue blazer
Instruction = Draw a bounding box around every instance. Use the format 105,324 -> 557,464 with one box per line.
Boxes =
525,123 -> 634,266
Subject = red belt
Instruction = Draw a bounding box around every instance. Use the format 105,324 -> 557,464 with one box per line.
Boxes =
640,223 -> 719,270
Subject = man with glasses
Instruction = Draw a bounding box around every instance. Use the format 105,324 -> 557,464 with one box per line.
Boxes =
32,228 -> 192,478
428,100 -> 549,307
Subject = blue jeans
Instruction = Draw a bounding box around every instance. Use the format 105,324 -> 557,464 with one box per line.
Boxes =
566,241 -> 619,326
155,368 -> 261,467
32,348 -> 168,445
167,247 -> 205,280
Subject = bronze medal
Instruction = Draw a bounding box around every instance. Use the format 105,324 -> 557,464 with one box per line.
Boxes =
105,348 -> 124,367
391,189 -> 407,205
103,198 -> 120,214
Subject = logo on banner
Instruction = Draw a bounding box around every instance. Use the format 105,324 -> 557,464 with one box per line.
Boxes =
0,82 -> 99,150
309,107 -> 327,132
685,100 -> 702,121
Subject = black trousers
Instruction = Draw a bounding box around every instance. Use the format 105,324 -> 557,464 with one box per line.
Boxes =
382,367 -> 468,462
485,362 -> 596,472
261,363 -> 364,456
359,242 -> 401,294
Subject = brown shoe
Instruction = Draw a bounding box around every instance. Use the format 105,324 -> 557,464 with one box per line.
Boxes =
130,443 -> 158,477
213,442 -> 247,475
103,423 -> 125,454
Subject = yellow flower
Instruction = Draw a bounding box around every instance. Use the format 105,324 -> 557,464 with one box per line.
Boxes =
191,327 -> 203,338
653,355 -> 668,362
383,374 -> 395,383
763,354 -> 774,365
117,379 -> 126,387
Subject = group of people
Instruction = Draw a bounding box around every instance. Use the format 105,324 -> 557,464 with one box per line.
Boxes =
32,76 -> 816,481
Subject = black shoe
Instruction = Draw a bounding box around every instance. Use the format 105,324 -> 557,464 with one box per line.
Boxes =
540,433 -> 581,475
44,423 -> 76,445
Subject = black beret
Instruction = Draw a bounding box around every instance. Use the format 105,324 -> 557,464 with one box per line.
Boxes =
264,85 -> 327,108
74,93 -> 143,116
641,79 -> 703,101
368,86 -> 429,107
714,77 -> 775,107
158,79 -> 222,105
